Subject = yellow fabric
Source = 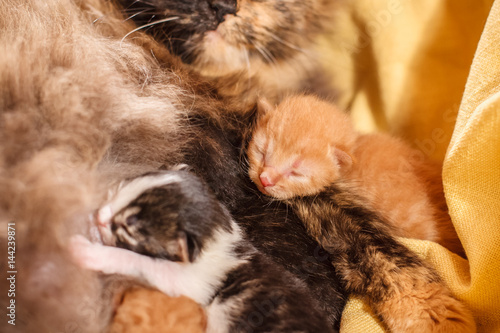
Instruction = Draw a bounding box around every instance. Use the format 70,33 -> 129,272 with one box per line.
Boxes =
319,0 -> 500,332
322,0 -> 493,162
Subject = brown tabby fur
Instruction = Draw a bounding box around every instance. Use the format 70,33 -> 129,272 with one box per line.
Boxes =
248,95 -> 464,256
289,186 -> 475,332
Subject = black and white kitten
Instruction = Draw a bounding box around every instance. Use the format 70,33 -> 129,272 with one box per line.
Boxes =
70,168 -> 334,333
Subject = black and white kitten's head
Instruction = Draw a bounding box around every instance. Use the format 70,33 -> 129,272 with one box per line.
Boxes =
97,167 -> 232,263
118,0 -> 332,76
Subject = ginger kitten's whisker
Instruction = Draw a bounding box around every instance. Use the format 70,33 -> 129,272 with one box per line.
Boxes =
310,193 -> 321,207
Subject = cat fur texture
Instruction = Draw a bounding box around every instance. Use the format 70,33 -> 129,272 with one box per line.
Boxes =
118,0 -> 342,107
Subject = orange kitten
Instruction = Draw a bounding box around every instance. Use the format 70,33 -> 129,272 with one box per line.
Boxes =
247,95 -> 464,256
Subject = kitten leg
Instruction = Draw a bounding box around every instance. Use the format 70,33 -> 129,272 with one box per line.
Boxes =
69,235 -> 184,298
377,279 -> 476,333
290,193 -> 476,333
70,235 -> 141,275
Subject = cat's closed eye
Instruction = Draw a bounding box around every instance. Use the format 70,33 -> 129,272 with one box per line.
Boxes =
251,143 -> 268,166
126,214 -> 139,226
289,170 -> 305,178
254,145 -> 266,158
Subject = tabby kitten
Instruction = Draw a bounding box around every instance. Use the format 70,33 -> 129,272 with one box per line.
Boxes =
71,169 -> 335,333
247,95 -> 464,255
286,186 -> 475,333
118,0 -> 339,106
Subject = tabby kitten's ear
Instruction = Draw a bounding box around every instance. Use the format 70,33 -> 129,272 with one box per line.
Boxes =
257,98 -> 274,115
173,231 -> 200,263
328,146 -> 353,173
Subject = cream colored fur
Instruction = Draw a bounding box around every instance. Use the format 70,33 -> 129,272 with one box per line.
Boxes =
0,0 -> 206,331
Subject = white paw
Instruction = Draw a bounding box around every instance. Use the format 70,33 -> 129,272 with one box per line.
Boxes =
69,235 -> 107,272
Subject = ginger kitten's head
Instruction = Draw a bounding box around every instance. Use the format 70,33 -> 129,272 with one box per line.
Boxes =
118,0 -> 332,76
247,95 -> 356,199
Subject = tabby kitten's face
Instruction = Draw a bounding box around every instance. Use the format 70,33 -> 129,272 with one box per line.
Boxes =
97,170 -> 231,263
119,0 -> 327,75
103,186 -> 194,262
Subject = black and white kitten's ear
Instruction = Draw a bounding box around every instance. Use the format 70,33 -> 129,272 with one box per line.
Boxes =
171,164 -> 191,172
328,146 -> 353,173
175,231 -> 200,263
159,163 -> 190,171
257,98 -> 274,115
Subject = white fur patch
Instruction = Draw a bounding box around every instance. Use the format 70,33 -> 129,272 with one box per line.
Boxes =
147,220 -> 245,305
101,173 -> 183,222
205,297 -> 236,333
197,30 -> 248,75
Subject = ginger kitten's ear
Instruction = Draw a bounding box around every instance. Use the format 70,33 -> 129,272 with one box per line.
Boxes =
329,146 -> 353,173
257,98 -> 274,115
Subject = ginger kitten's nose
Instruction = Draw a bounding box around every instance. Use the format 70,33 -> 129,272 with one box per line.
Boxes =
260,167 -> 280,187
260,174 -> 274,187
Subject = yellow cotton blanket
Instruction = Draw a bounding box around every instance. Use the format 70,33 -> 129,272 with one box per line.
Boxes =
321,0 -> 500,331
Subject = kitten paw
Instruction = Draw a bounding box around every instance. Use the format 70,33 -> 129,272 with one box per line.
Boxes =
378,282 -> 476,333
69,235 -> 107,272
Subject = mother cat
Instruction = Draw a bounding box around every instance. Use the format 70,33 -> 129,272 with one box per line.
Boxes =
119,0 -> 340,106
0,0 -> 474,332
